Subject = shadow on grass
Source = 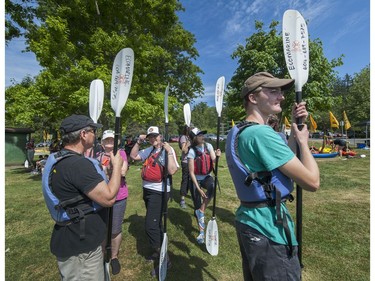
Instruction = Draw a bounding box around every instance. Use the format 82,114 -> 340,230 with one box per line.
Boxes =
168,207 -> 197,246
125,213 -> 150,259
167,241 -> 218,281
8,167 -> 43,181
208,206 -> 236,228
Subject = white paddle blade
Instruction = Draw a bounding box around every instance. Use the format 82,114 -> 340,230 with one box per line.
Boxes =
206,219 -> 219,256
215,76 -> 225,117
159,233 -> 168,281
183,103 -> 191,127
104,261 -> 111,281
111,48 -> 134,117
164,83 -> 169,124
282,10 -> 309,92
89,79 -> 104,123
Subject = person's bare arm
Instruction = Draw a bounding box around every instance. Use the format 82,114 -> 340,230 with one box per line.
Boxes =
280,124 -> 320,192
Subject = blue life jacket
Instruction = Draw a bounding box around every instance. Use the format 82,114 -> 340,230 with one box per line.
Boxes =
42,150 -> 107,238
226,121 -> 295,255
225,121 -> 294,203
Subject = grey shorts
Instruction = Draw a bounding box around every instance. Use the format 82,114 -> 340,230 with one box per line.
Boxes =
235,221 -> 301,281
112,198 -> 127,235
57,245 -> 104,281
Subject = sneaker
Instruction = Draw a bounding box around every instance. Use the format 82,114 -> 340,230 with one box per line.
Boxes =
150,260 -> 172,278
180,200 -> 186,209
196,233 -> 205,244
195,209 -> 205,231
110,258 -> 121,275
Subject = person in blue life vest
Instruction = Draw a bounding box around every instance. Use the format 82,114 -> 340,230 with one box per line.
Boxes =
45,114 -> 123,281
227,72 -> 320,281
187,127 -> 221,244
130,126 -> 179,272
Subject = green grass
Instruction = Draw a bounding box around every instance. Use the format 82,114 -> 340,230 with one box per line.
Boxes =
5,143 -> 370,281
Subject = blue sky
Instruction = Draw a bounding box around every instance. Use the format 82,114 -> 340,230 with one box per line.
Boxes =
4,0 -> 371,107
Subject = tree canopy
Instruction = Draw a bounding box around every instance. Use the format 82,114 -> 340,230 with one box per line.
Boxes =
225,20 -> 344,122
6,0 -> 204,134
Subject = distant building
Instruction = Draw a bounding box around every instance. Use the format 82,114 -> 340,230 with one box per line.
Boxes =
5,127 -> 35,166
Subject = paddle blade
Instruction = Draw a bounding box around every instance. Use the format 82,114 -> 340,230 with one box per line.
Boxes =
164,83 -> 169,124
282,10 -> 309,92
111,48 -> 134,117
159,233 -> 168,281
89,79 -> 104,123
183,103 -> 191,127
104,261 -> 111,281
215,76 -> 225,117
206,218 -> 219,256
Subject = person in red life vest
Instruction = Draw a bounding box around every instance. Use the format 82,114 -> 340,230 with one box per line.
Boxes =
130,126 -> 179,269
187,127 -> 221,244
96,130 -> 129,275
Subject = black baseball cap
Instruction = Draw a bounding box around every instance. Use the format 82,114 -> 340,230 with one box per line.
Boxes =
60,114 -> 102,134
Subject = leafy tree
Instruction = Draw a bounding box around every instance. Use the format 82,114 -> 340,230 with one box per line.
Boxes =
5,0 -> 204,134
345,66 -> 370,125
5,0 -> 36,44
226,20 -> 343,122
191,103 -> 217,133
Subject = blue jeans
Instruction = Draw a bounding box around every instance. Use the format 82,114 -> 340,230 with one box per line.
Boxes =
235,221 -> 301,281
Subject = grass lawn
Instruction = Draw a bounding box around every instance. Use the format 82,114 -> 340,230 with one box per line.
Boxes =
5,143 -> 370,281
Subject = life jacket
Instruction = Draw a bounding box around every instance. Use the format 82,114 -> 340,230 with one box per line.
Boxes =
42,149 -> 107,239
192,143 -> 213,175
225,121 -> 295,255
226,121 -> 294,202
141,148 -> 165,182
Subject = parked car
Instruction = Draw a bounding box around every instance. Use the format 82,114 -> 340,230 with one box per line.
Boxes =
36,141 -> 51,147
168,135 -> 179,142
310,132 -> 323,139
204,134 -> 224,142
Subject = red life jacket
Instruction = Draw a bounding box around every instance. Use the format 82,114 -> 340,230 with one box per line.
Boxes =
141,148 -> 165,182
192,144 -> 213,175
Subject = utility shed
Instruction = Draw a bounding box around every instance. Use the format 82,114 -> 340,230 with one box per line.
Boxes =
5,127 -> 35,166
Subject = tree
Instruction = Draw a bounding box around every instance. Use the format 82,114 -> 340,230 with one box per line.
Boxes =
225,20 -> 343,121
191,103 -> 217,133
345,66 -> 370,125
5,0 -> 36,44
5,0 -> 204,132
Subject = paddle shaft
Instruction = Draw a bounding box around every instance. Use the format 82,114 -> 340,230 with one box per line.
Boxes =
212,116 -> 221,218
105,117 -> 121,263
295,90 -> 303,266
162,122 -> 169,233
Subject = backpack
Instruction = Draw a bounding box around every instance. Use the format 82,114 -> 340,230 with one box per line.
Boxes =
141,148 -> 165,182
191,143 -> 213,175
42,150 -> 107,239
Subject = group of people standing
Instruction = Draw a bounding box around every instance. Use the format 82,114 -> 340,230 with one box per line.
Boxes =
43,71 -> 320,281
43,113 -> 219,280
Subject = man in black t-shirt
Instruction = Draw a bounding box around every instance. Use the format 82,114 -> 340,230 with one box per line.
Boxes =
48,114 -> 123,281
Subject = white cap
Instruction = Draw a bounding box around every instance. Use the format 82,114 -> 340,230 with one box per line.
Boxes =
190,127 -> 207,137
146,126 -> 160,137
102,130 -> 115,140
